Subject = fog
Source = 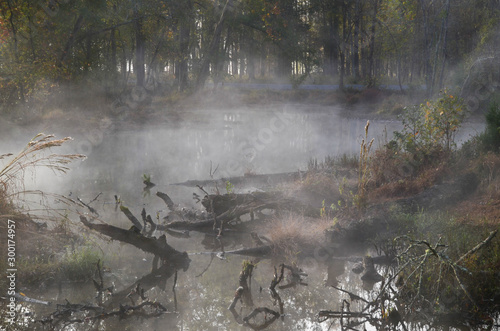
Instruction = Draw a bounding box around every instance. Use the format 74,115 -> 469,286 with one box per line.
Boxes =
0,101 -> 487,330
4,106 -> 398,200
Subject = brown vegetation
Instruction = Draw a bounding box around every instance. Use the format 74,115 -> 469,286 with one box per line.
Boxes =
267,214 -> 331,260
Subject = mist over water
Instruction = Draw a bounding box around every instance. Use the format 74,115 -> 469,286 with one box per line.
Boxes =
15,105 -> 402,202
0,103 -> 486,330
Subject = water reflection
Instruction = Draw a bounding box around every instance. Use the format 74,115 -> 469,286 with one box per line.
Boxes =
2,105 -> 486,330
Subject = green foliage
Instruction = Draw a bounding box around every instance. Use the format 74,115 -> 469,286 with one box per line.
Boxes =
394,90 -> 467,155
225,180 -> 234,194
1,0 -> 499,110
320,199 -> 336,218
483,101 -> 500,151
60,244 -> 102,282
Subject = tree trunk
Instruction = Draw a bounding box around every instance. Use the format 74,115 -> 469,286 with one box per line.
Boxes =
177,1 -> 192,91
352,0 -> 361,79
340,1 -> 347,90
259,41 -> 266,78
196,0 -> 233,90
111,28 -> 117,75
6,0 -> 25,102
59,14 -> 84,67
368,0 -> 380,87
323,13 -> 336,76
85,31 -> 92,72
437,0 -> 451,90
134,6 -> 145,87
247,31 -> 256,81
418,0 -> 432,96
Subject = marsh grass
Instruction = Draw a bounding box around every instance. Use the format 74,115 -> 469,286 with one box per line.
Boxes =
0,133 -> 85,196
0,134 -> 86,292
268,214 -> 331,261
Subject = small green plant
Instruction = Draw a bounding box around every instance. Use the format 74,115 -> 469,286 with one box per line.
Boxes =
61,244 -> 102,281
225,180 -> 234,194
142,173 -> 155,188
320,199 -> 337,218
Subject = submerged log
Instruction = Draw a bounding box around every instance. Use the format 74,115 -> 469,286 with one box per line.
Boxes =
156,191 -> 175,211
80,216 -> 190,270
360,256 -> 384,284
119,205 -> 142,230
106,264 -> 177,308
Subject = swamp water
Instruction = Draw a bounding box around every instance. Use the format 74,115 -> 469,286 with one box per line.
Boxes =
2,105 -> 485,330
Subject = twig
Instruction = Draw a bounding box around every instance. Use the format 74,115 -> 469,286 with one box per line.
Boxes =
456,230 -> 498,264
77,196 -> 99,215
89,192 -> 102,204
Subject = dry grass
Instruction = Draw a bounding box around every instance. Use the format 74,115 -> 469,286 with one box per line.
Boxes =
369,163 -> 449,202
299,172 -> 341,201
368,144 -> 452,202
267,214 -> 331,260
0,133 -> 87,293
0,133 -> 85,196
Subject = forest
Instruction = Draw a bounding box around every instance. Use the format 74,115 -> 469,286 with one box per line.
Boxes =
1,0 -> 500,108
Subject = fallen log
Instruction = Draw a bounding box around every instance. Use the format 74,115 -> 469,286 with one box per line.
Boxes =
80,216 -> 190,270
172,171 -> 306,188
222,245 -> 273,257
202,191 -> 319,221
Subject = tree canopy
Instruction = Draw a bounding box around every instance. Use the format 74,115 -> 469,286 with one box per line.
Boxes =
1,0 -> 499,107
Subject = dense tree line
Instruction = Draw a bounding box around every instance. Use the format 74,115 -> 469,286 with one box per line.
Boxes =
0,0 -> 499,107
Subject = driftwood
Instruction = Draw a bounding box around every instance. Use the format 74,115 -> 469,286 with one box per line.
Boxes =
162,216 -> 269,233
154,189 -> 317,235
38,299 -> 172,327
80,216 -> 190,270
202,192 -> 319,220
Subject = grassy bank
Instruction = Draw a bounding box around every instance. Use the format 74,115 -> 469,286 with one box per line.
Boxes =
291,95 -> 500,327
0,135 -> 94,295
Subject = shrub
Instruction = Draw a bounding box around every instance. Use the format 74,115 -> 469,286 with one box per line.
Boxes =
394,90 -> 467,155
483,101 -> 500,152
